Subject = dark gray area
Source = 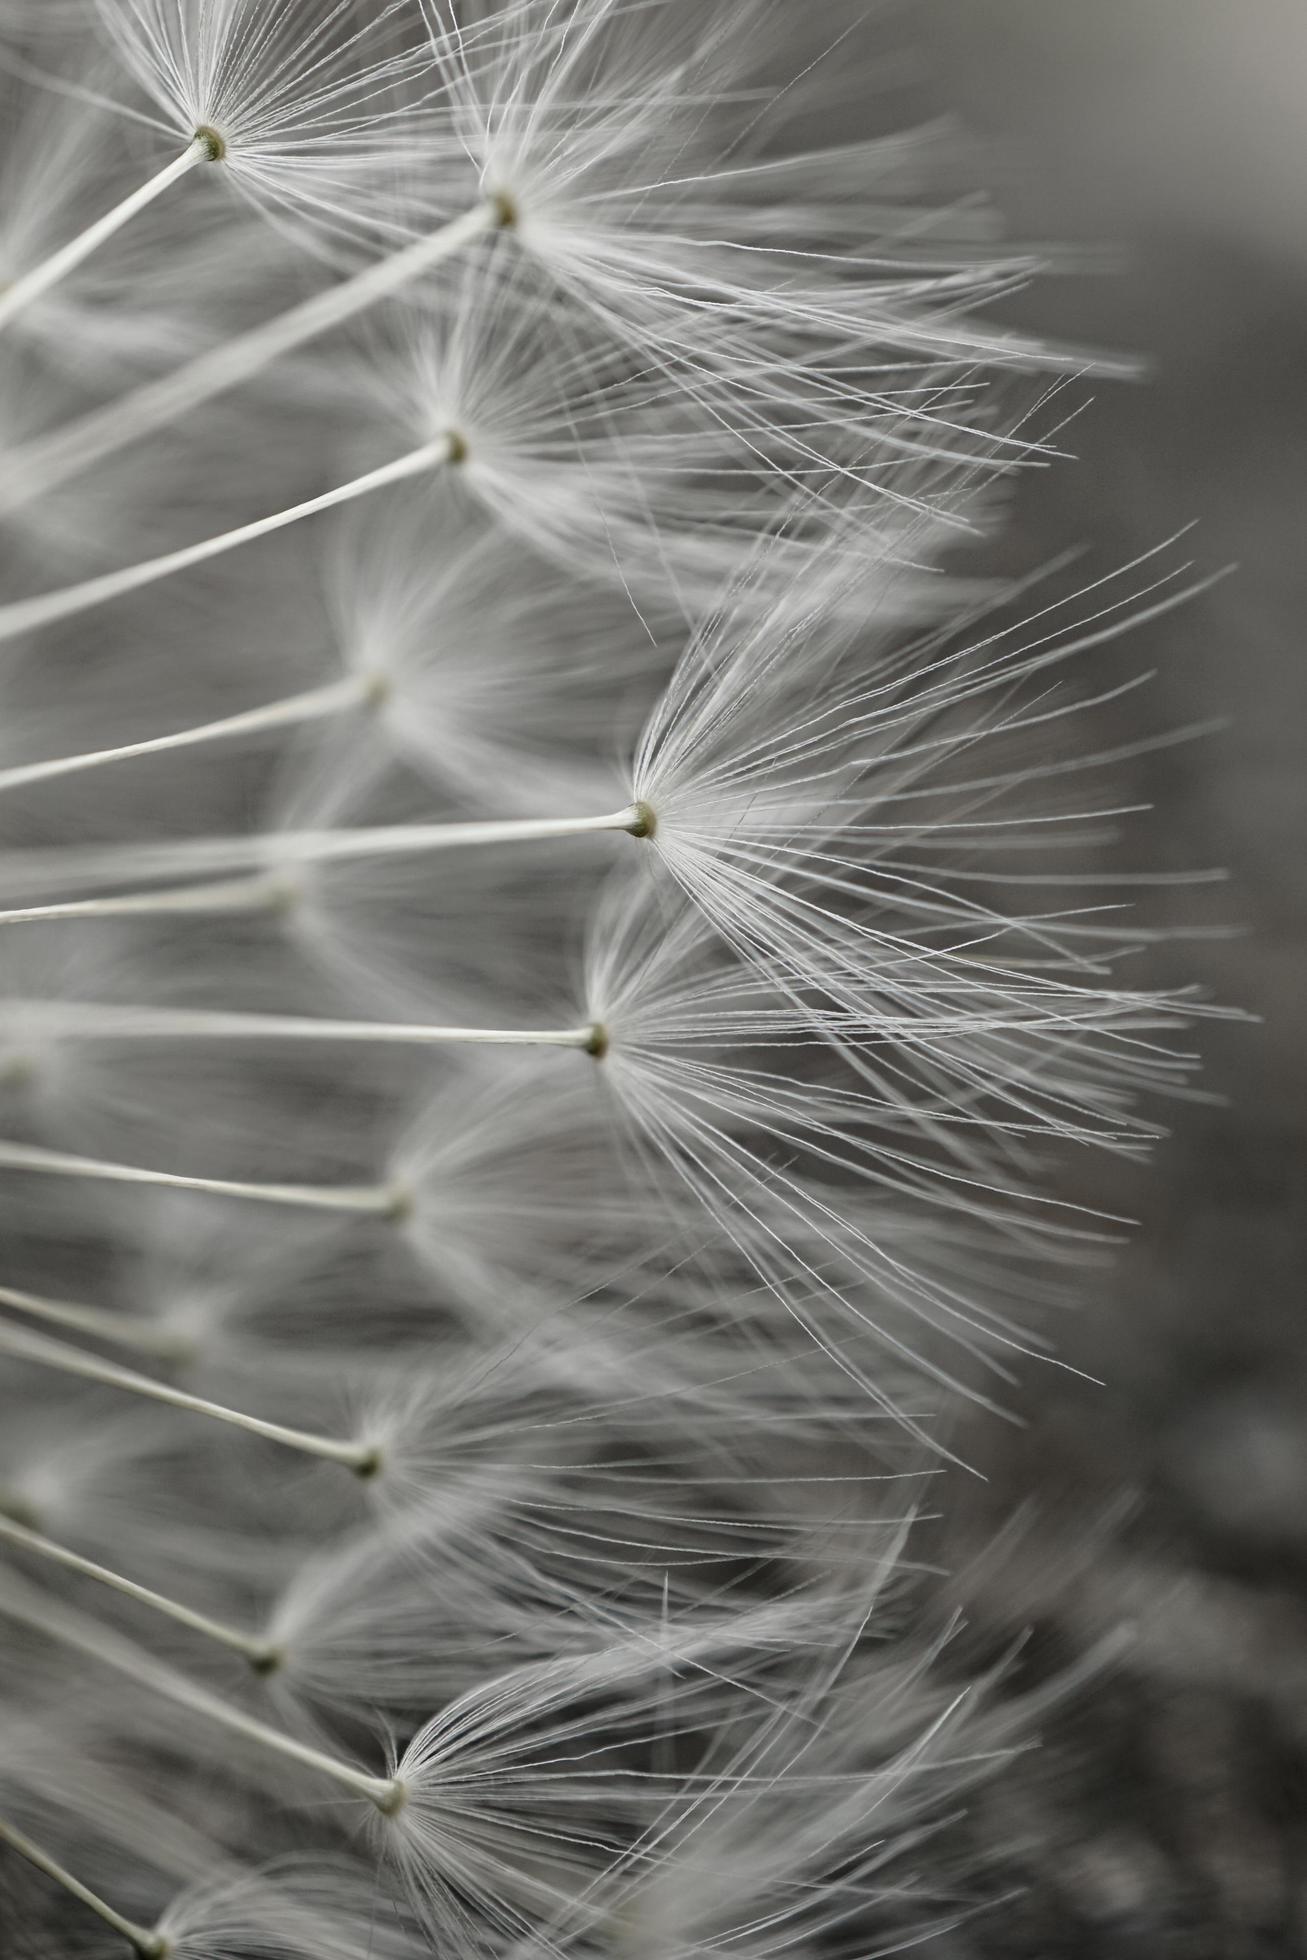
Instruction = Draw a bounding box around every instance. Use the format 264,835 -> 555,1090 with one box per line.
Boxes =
921,5 -> 1307,1950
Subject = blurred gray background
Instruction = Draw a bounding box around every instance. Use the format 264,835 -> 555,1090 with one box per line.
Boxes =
914,5 -> 1307,1951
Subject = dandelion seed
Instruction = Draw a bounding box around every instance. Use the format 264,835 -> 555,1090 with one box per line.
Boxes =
0,134 -> 213,343
0,1568 -> 405,1811
93,0 -> 443,239
0,1508 -> 279,1668
0,1813 -> 166,1958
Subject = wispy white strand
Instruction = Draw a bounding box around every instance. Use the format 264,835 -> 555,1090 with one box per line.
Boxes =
0,1281 -> 191,1358
0,436 -> 458,646
0,876 -> 289,925
0,1573 -> 404,1809
0,1317 -> 379,1471
0,1138 -> 398,1216
0,1511 -> 278,1668
0,1814 -> 165,1958
0,808 -> 648,919
0,675 -> 371,793
0,1001 -> 604,1051
1,198 -> 504,512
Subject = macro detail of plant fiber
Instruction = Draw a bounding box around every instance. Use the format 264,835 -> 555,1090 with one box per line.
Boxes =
0,2 -> 1247,1956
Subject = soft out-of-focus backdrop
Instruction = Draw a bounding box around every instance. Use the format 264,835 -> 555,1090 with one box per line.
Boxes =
916,5 -> 1307,1952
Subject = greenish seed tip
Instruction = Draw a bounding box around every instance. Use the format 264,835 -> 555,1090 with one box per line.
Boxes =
628,800 -> 657,840
384,1184 -> 413,1225
586,1023 -> 610,1061
351,1445 -> 384,1482
156,1330 -> 202,1369
193,126 -> 227,164
0,1489 -> 40,1531
490,189 -> 518,229
262,877 -> 302,916
248,1645 -> 285,1678
444,428 -> 470,466
375,1779 -> 409,1818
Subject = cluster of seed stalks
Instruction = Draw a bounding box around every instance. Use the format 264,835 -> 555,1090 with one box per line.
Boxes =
0,3 -> 1211,1955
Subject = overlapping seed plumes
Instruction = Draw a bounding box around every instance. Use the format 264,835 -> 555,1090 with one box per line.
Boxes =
0,3 -> 1208,1955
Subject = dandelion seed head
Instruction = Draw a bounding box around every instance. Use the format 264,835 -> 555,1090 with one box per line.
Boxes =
0,2 -> 1215,1953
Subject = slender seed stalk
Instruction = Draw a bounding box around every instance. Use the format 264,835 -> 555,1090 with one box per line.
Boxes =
0,1576 -> 405,1812
0,138 -> 209,340
3,198 -> 506,513
0,875 -> 288,926
0,1282 -> 193,1360
0,1513 -> 279,1670
0,675 -> 374,794
0,1815 -> 166,1958
0,805 -> 651,923
0,436 -> 458,648
1,1002 -> 603,1051
0,1318 -> 381,1473
0,1139 -> 401,1218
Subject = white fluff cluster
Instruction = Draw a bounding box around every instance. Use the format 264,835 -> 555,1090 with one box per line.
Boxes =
0,2 -> 1208,1955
